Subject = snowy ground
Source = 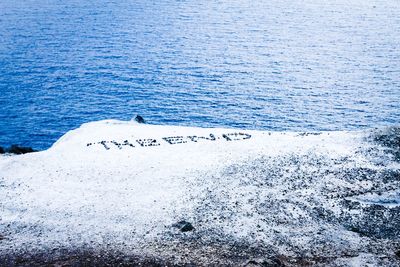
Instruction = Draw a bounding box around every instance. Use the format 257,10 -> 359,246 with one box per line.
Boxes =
0,120 -> 399,266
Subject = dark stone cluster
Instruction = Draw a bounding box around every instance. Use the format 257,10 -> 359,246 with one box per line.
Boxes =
222,132 -> 251,141
163,134 -> 218,144
187,134 -> 216,142
136,139 -> 160,147
87,140 -> 136,150
163,136 -> 188,144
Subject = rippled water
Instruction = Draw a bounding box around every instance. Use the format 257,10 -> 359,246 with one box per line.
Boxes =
0,0 -> 399,149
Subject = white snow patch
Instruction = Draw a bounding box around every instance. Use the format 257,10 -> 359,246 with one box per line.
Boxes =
0,120 -> 389,258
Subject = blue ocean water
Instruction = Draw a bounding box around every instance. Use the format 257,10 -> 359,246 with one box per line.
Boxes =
0,0 -> 399,150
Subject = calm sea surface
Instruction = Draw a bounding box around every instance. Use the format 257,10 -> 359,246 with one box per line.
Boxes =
0,0 -> 399,149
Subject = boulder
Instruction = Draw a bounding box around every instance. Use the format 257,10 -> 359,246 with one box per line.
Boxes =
134,115 -> 145,124
172,221 -> 195,232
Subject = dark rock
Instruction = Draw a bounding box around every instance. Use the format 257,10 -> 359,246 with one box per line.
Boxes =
181,223 -> 195,232
6,145 -> 36,154
396,250 -> 400,258
172,221 -> 195,232
246,258 -> 283,267
246,260 -> 259,266
260,258 -> 284,267
0,146 -> 4,154
134,115 -> 145,124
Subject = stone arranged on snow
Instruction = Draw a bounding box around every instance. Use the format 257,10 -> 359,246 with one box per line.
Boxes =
86,132 -> 251,150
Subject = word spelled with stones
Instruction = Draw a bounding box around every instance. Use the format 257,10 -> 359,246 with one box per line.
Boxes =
86,132 -> 251,150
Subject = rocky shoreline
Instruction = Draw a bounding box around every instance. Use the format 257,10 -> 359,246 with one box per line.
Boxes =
0,145 -> 36,155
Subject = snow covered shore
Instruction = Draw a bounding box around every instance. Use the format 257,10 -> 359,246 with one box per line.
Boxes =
1,120 -> 399,266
